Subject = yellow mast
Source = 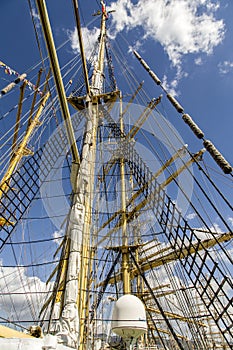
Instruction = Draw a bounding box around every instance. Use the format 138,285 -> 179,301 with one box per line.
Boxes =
119,92 -> 131,294
0,91 -> 50,199
10,82 -> 26,159
36,0 -> 80,165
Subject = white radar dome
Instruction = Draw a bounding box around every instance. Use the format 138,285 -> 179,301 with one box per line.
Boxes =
111,294 -> 147,339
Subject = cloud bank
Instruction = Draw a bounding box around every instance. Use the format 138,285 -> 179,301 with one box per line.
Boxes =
68,1 -> 225,94
0,265 -> 52,324
108,0 -> 225,68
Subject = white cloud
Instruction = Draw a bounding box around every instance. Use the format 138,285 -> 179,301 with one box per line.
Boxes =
194,223 -> 224,240
67,1 -> 224,95
108,0 -> 225,67
206,2 -> 220,12
162,74 -> 178,96
218,60 -> 233,74
228,217 -> 233,227
162,65 -> 188,95
0,265 -> 52,323
195,57 -> 203,65
68,27 -> 99,58
186,212 -> 197,220
53,229 -> 64,246
29,7 -> 41,31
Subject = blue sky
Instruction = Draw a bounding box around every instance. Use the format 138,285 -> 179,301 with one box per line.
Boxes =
1,0 -> 232,163
0,0 -> 232,242
0,0 -> 232,329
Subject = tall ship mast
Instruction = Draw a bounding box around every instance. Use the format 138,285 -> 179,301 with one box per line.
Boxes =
0,1 -> 232,350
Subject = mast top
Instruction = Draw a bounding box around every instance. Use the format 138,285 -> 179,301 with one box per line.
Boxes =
101,0 -> 107,17
96,1 -> 115,18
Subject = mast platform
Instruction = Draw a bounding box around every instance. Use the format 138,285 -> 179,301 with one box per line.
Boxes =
67,90 -> 120,110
